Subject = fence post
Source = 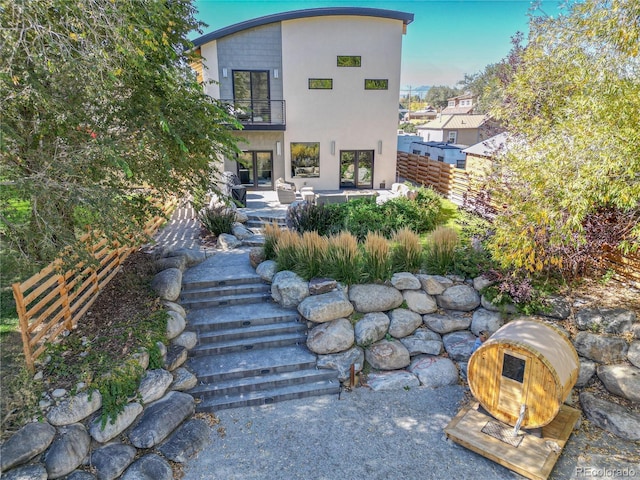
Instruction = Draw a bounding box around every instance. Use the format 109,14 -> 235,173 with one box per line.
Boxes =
12,283 -> 34,372
58,274 -> 73,331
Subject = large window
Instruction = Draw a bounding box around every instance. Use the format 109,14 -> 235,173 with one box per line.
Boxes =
337,55 -> 361,67
291,142 -> 320,178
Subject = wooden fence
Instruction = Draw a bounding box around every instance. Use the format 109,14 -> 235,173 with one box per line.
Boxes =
11,198 -> 178,371
396,151 -> 640,287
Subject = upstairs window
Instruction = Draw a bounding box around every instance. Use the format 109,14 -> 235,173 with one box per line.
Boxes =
309,78 -> 333,89
337,55 -> 361,67
365,79 -> 388,90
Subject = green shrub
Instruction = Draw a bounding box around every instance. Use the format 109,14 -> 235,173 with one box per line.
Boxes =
424,226 -> 459,274
362,232 -> 393,282
341,198 -> 389,241
198,204 -> 235,236
391,228 -> 422,273
287,202 -> 343,236
451,245 -> 495,279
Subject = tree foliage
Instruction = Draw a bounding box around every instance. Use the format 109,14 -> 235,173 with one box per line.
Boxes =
487,0 -> 640,278
0,0 -> 239,268
424,85 -> 460,109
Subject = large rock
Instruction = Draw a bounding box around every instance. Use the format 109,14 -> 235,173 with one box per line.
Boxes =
0,422 -> 56,471
91,443 -> 136,480
402,290 -> 437,314
306,318 -> 354,354
297,290 -> 353,323
308,278 -> 338,295
416,274 -> 453,295
349,284 -> 403,313
597,364 -> 640,403
573,332 -> 629,364
354,312 -> 390,347
121,454 -> 172,480
576,357 -> 597,387
317,347 -> 365,381
232,222 -> 254,240
167,247 -> 206,267
442,330 -> 476,362
89,402 -> 143,444
162,301 -> 186,318
1,464 -> 48,480
248,247 -> 265,269
43,424 -> 90,479
575,308 -> 636,334
400,329 -> 443,356
365,340 -> 411,370
164,344 -> 188,371
158,419 -> 211,463
256,260 -> 277,283
166,310 -> 186,340
128,391 -> 195,449
423,310 -> 471,334
472,275 -> 494,291
154,256 -> 186,273
367,371 -> 420,391
66,472 -> 96,480
437,285 -> 480,311
409,355 -> 459,388
390,272 -> 421,290
480,295 -> 517,314
388,308 -> 422,339
271,271 -> 310,308
470,308 -> 504,336
217,233 -> 241,250
46,391 -> 102,426
538,295 -> 571,320
171,367 -> 198,391
150,268 -> 182,302
138,369 -> 173,405
580,392 -> 640,441
172,331 -> 198,350
629,341 -> 640,368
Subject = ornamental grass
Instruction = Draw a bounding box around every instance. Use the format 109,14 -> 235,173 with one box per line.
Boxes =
295,231 -> 329,279
391,228 -> 423,273
274,229 -> 302,272
326,232 -> 361,285
424,226 -> 459,275
263,221 -> 284,260
362,232 -> 392,282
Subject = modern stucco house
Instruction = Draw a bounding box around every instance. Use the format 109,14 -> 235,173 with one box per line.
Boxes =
191,7 -> 414,191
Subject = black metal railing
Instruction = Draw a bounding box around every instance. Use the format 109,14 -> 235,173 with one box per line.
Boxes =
221,99 -> 286,127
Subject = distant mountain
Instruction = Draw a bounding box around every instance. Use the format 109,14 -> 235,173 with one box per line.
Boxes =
400,85 -> 431,93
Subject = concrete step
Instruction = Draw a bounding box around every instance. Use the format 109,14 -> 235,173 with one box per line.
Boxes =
189,368 -> 337,398
197,321 -> 306,343
191,331 -> 307,356
181,283 -> 269,300
187,303 -> 299,332
180,291 -> 272,310
194,379 -> 341,412
182,273 -> 262,291
187,345 -> 317,383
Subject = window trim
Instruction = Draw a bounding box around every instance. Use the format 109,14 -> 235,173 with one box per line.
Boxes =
308,78 -> 333,89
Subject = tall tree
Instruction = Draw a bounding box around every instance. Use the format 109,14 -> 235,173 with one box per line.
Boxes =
1,0 -> 239,267
424,85 -> 461,109
487,0 -> 640,277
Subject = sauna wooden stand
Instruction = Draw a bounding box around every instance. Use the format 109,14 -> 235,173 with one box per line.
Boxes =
445,319 -> 582,480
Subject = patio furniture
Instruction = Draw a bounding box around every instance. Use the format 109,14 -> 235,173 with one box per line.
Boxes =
275,177 -> 297,204
315,193 -> 348,205
300,186 -> 315,203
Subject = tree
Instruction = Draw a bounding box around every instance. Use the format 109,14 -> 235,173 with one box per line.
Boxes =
424,85 -> 460,109
0,0 -> 239,268
487,0 -> 640,278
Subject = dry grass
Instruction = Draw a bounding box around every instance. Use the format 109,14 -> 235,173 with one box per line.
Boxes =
392,228 -> 423,273
327,232 -> 361,284
362,232 -> 392,282
274,229 -> 302,271
296,231 -> 329,279
424,226 -> 459,274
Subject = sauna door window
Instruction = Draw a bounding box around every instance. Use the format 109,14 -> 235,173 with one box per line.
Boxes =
502,353 -> 525,383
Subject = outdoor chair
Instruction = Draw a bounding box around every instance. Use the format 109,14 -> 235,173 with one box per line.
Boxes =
275,177 -> 297,204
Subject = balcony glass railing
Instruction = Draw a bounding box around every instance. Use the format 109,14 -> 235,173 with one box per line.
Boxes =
221,99 -> 286,127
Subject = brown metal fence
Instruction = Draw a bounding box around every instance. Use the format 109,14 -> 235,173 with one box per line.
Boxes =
11,198 -> 178,371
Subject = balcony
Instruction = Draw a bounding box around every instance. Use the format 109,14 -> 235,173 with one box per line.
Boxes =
221,99 -> 286,131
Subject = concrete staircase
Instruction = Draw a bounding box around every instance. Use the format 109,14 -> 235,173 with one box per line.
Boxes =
244,213 -> 288,233
183,249 -> 340,411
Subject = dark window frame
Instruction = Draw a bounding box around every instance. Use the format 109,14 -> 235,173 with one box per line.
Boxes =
308,78 -> 333,89
364,79 -> 389,90
337,55 -> 361,67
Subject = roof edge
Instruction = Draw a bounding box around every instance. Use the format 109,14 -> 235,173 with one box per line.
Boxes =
193,7 -> 414,47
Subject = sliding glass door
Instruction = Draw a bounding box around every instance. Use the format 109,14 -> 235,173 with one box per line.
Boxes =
237,151 -> 273,189
340,150 -> 374,188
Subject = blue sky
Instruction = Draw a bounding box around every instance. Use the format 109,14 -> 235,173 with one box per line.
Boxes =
192,0 -> 562,89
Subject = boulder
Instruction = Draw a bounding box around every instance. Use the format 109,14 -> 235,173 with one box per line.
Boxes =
234,210 -> 249,223
154,256 -> 186,273
66,472 -> 96,480
171,367 -> 198,391
138,369 -> 173,405
217,233 -> 241,250
46,391 -> 102,426
354,312 -> 390,347
271,271 -> 309,308
390,272 -> 421,290
172,331 -> 198,350
480,295 -> 517,314
367,371 -> 420,391
580,392 -> 640,441
309,278 -> 338,295
0,422 -> 56,471
597,364 -> 640,403
150,268 -> 182,302
256,260 -> 277,283
162,301 -> 186,318
232,222 -> 254,240
409,355 -> 459,388
416,274 -> 453,295
91,443 -> 136,480
575,308 -> 636,334
128,391 -> 195,449
1,464 -> 48,480
402,290 -> 437,314
89,402 -> 143,444
576,357 -> 597,387
628,341 -> 640,368
423,310 -> 471,334
573,332 -> 629,364
470,308 -> 504,336
121,454 -> 172,480
472,275 -> 494,291
297,290 -> 353,323
165,310 -> 186,340
164,344 -> 187,371
317,347 -> 365,381
400,329 -> 443,356
388,308 -> 422,339
365,340 -> 411,370
167,248 -> 206,267
442,330 -> 476,362
248,247 -> 265,269
131,350 -> 150,371
538,295 -> 571,320
437,285 -> 480,311
158,419 -> 212,463
349,284 -> 403,313
306,318 -> 354,354
43,424 -> 90,479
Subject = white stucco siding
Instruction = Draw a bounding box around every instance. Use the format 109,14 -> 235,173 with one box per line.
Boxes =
200,40 -> 220,98
281,16 -> 404,189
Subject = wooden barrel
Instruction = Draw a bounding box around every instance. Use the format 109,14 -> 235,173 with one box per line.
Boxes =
467,319 -> 579,429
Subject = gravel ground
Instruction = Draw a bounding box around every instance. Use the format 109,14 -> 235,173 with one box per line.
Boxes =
181,385 -> 639,480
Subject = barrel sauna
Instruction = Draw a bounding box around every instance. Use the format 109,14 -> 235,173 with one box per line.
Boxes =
467,319 -> 579,429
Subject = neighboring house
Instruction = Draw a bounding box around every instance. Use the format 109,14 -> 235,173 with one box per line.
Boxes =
416,114 -> 488,147
191,7 -> 414,191
408,141 -> 467,169
403,107 -> 437,121
462,131 -> 509,173
441,92 -> 476,115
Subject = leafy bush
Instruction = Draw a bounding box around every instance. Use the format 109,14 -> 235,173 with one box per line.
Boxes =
287,202 -> 343,236
198,204 -> 235,236
326,232 -> 361,284
362,232 -> 393,283
391,228 -> 422,273
423,226 -> 459,274
341,198 -> 389,241
450,245 -> 495,279
481,270 -> 548,315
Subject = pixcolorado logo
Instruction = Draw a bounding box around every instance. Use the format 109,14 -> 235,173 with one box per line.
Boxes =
575,467 -> 637,478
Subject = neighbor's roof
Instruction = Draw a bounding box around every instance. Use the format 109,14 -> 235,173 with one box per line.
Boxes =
417,114 -> 487,130
193,8 -> 414,47
462,132 -> 509,157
